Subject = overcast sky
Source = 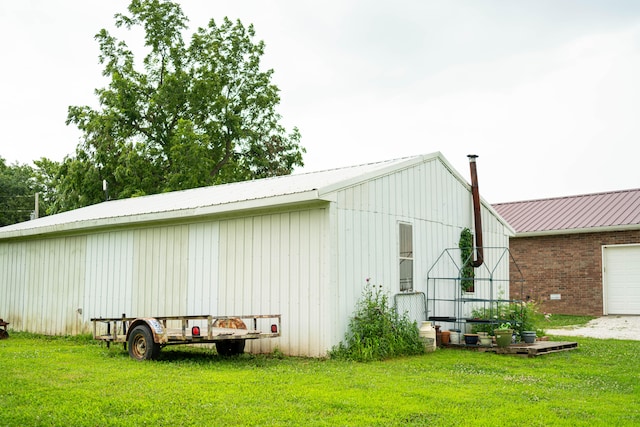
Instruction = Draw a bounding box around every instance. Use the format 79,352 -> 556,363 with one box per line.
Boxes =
1,0 -> 639,203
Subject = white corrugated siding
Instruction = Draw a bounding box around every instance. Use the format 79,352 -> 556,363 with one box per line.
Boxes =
0,242 -> 27,330
79,212 -> 329,356
84,227 -> 189,320
84,231 -> 134,319
186,222 -> 220,315
0,236 -> 86,334
216,209 -> 329,356
0,210 -> 330,356
132,226 -> 189,316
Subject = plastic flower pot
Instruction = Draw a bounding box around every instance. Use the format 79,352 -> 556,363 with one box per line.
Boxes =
463,333 -> 479,346
479,336 -> 492,346
441,330 -> 451,345
522,331 -> 537,344
494,329 -> 513,348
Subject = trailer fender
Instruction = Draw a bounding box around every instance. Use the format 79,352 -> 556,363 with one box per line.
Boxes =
126,318 -> 168,345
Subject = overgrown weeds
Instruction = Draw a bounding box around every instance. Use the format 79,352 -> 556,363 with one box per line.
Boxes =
329,282 -> 424,361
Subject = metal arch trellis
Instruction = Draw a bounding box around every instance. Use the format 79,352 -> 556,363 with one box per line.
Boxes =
426,246 -> 523,281
425,247 -> 525,332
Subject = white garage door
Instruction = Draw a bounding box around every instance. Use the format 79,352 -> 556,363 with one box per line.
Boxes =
603,245 -> 640,315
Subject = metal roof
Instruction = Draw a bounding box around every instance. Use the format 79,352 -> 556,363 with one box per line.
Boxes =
493,188 -> 640,235
0,152 -> 453,239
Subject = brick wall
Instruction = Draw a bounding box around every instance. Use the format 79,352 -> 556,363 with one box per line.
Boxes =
508,230 -> 640,316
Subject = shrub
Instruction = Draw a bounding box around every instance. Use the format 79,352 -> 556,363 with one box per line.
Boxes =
329,282 -> 425,361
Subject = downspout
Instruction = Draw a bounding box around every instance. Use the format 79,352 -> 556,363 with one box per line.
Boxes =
468,154 -> 483,268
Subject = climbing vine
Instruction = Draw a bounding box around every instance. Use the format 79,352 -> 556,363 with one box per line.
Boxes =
459,228 -> 475,292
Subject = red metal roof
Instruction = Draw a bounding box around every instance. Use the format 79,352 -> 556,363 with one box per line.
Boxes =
493,188 -> 640,234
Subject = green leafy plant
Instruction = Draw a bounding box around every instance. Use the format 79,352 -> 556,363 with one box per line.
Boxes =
470,299 -> 546,337
459,228 -> 475,292
329,281 -> 424,361
510,299 -> 546,337
497,322 -> 512,330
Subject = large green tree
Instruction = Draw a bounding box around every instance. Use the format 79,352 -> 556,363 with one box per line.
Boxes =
56,0 -> 303,212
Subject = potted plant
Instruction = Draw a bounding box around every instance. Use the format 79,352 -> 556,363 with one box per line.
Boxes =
494,322 -> 513,348
507,299 -> 545,339
463,333 -> 479,346
477,332 -> 492,346
521,331 -> 537,344
449,329 -> 462,345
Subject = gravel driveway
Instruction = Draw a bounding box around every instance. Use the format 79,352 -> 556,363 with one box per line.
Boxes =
545,315 -> 640,340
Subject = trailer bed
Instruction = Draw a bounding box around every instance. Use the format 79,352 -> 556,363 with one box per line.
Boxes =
91,314 -> 281,359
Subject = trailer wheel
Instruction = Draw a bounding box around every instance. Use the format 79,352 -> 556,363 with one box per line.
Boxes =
128,325 -> 160,361
0,329 -> 8,340
215,339 -> 246,356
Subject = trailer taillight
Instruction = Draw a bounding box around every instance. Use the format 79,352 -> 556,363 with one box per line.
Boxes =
192,326 -> 201,337
271,324 -> 278,333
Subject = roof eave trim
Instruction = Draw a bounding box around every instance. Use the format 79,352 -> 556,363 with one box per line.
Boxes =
513,223 -> 640,237
0,190 -> 322,240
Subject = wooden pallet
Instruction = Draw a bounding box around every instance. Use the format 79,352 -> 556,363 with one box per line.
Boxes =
445,341 -> 578,357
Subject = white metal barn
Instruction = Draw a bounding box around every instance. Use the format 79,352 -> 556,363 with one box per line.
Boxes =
0,152 -> 514,357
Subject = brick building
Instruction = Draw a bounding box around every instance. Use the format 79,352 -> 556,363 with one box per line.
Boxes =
494,189 -> 640,316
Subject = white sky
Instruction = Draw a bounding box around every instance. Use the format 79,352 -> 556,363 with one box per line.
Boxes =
1,0 -> 639,203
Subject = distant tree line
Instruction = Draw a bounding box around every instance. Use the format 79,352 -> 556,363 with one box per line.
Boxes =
0,158 -> 46,226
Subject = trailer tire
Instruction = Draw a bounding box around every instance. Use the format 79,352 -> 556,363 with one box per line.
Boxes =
128,325 -> 160,361
0,329 -> 8,340
215,339 -> 245,356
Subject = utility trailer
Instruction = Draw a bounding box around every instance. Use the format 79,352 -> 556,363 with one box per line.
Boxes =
91,314 -> 281,360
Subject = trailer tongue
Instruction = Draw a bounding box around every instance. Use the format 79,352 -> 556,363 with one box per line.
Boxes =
91,314 -> 281,360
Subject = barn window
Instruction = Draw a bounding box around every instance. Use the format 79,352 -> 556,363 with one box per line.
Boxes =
399,223 -> 413,292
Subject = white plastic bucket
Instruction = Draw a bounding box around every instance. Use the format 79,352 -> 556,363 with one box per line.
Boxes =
419,321 -> 436,352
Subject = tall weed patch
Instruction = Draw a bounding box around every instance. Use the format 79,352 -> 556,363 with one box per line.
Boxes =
330,283 -> 424,361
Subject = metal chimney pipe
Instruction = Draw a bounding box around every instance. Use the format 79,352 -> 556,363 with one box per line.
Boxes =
468,154 -> 484,268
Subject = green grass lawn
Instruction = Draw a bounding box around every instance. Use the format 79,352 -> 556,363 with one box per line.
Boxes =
1,328 -> 638,426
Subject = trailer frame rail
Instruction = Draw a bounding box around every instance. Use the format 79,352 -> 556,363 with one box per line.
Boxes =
90,314 -> 281,360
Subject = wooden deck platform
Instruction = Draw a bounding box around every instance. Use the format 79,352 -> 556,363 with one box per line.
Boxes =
445,341 -> 578,357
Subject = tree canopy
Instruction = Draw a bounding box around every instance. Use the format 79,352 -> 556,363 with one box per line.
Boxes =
0,158 -> 46,226
53,0 -> 303,213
